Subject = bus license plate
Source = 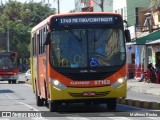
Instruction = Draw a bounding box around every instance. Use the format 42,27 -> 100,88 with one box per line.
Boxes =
83,92 -> 95,96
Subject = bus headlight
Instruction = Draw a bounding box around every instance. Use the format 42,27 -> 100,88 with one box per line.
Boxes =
111,77 -> 126,88
50,78 -> 67,90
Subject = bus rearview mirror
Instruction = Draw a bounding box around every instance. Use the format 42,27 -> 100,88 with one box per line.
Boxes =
125,29 -> 131,42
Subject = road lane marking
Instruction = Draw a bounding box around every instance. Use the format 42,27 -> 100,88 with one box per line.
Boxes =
3,94 -> 48,120
107,117 -> 131,120
4,94 -> 39,111
18,101 -> 39,111
0,119 -> 10,120
147,117 -> 160,120
67,117 -> 90,120
31,117 -> 49,120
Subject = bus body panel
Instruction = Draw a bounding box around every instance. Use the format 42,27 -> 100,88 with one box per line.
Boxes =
31,57 -> 37,92
49,82 -> 126,101
48,65 -> 127,101
48,65 -> 126,88
39,55 -> 47,98
0,70 -> 19,81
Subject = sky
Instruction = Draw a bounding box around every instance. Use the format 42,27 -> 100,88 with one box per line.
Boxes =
49,0 -> 75,13
1,0 -> 75,14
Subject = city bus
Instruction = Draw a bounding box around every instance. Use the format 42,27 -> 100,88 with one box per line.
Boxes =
0,52 -> 19,84
30,12 -> 131,112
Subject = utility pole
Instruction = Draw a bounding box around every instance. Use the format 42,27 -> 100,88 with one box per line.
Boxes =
54,0 -> 60,14
7,26 -> 9,52
58,0 -> 60,14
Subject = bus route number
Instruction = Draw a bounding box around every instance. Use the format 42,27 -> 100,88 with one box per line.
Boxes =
60,19 -> 71,24
94,80 -> 110,85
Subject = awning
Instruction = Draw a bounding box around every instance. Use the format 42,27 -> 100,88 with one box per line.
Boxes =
136,29 -> 160,44
146,39 -> 160,44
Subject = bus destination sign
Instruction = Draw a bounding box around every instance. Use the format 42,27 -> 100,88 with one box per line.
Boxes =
58,16 -> 114,25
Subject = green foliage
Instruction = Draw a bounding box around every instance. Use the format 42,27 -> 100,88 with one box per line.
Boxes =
152,0 -> 160,5
0,0 -> 56,58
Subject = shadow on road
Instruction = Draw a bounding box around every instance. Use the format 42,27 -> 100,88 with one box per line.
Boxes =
0,89 -> 14,94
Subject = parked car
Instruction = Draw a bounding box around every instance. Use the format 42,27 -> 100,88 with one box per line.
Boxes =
25,69 -> 31,81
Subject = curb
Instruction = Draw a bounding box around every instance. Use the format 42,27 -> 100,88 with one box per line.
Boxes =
118,98 -> 160,109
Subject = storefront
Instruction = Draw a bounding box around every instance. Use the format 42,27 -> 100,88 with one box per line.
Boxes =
135,30 -> 160,80
126,43 -> 135,79
146,41 -> 160,66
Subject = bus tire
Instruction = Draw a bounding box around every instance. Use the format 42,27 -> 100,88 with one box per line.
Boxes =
12,80 -> 17,84
8,80 -> 11,84
49,101 -> 58,112
35,85 -> 44,106
44,81 -> 48,107
107,98 -> 117,111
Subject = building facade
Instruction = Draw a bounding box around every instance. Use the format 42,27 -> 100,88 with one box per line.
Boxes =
113,0 -> 150,26
75,0 -> 93,12
74,0 -> 160,82
93,0 -> 113,12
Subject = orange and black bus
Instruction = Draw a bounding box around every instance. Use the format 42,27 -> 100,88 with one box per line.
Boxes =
30,12 -> 131,112
0,52 -> 19,84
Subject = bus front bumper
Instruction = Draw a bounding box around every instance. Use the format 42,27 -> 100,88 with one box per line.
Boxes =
0,75 -> 19,81
49,82 -> 127,101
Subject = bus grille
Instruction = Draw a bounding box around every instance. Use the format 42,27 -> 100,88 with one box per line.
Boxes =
62,72 -> 113,80
68,91 -> 110,97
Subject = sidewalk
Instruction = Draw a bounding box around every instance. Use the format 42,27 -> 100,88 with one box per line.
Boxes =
118,79 -> 160,109
127,79 -> 160,96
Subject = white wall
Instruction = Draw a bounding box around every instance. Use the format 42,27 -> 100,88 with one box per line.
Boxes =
113,0 -> 127,19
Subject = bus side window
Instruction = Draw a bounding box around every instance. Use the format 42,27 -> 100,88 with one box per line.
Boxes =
44,32 -> 50,45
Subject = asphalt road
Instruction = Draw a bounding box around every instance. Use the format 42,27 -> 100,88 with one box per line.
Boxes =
0,74 -> 160,120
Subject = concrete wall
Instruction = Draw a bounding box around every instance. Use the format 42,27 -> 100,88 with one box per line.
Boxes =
127,0 -> 150,26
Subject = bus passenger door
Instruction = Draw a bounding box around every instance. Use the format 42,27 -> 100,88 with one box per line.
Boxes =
38,55 -> 46,98
38,29 -> 47,98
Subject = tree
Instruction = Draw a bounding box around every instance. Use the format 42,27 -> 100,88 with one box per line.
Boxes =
69,9 -> 75,13
93,0 -> 104,12
151,0 -> 160,5
0,0 -> 56,58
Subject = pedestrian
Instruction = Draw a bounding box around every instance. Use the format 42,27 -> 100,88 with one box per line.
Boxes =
155,63 -> 160,73
139,72 -> 145,82
150,63 -> 156,83
144,64 -> 152,83
155,63 -> 160,84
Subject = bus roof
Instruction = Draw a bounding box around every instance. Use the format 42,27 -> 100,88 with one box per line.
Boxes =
31,12 -> 122,33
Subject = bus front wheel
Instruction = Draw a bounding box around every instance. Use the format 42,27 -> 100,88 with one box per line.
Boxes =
107,98 -> 117,111
49,101 -> 59,112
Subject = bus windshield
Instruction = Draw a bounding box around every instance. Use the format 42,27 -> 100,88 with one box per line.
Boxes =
50,28 -> 125,68
0,56 -> 18,69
